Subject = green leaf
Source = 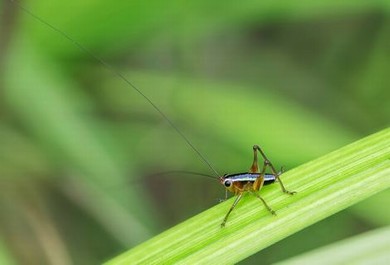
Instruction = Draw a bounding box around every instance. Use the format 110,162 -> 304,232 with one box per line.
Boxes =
350,190 -> 390,226
103,71 -> 357,167
105,128 -> 390,264
0,239 -> 17,265
276,226 -> 390,265
3,41 -> 156,246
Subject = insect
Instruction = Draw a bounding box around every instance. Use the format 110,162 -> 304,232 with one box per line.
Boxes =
12,0 -> 296,227
219,145 -> 295,227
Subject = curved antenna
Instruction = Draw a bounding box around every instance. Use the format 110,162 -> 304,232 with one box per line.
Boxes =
147,170 -> 218,180
12,0 -> 221,177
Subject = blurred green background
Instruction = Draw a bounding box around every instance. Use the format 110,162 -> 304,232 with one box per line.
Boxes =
0,0 -> 389,264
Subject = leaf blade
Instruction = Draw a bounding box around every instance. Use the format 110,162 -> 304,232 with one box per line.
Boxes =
105,128 -> 390,264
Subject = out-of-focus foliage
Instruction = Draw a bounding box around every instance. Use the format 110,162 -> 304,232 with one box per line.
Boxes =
0,0 -> 388,264
276,227 -> 390,265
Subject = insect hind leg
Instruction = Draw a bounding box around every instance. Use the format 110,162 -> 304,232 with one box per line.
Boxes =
249,191 -> 276,215
250,171 -> 276,216
249,145 -> 260,173
252,145 -> 296,195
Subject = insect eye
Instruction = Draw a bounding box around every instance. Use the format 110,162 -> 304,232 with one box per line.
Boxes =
224,180 -> 232,187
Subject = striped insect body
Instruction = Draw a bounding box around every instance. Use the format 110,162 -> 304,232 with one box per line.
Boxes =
219,145 -> 296,227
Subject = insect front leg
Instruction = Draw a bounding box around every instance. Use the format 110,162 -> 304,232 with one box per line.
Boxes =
253,145 -> 296,195
218,189 -> 229,203
221,192 -> 243,227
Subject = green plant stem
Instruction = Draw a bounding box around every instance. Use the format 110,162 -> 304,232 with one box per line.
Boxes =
105,128 -> 390,264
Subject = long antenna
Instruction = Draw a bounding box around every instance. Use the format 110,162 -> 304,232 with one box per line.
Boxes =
11,0 -> 221,177
148,170 -> 218,180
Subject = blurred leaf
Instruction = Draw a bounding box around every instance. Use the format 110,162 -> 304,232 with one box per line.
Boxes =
0,239 -> 17,265
3,39 -> 156,245
350,189 -> 390,226
105,128 -> 389,264
17,0 -> 390,57
353,19 -> 390,125
276,226 -> 390,265
0,125 -> 50,179
103,70 -> 358,170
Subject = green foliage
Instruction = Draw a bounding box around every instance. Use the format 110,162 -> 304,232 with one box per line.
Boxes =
0,0 -> 389,264
277,227 -> 390,265
106,129 -> 389,264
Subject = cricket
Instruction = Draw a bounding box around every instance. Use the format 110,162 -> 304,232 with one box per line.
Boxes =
10,0 -> 296,227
